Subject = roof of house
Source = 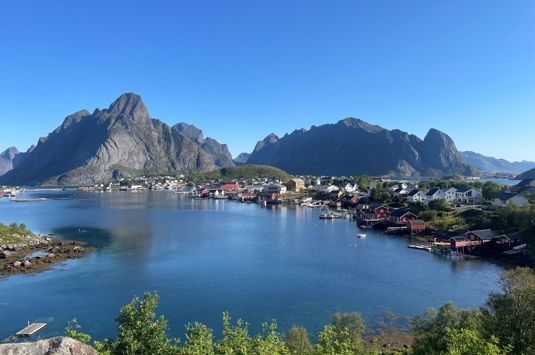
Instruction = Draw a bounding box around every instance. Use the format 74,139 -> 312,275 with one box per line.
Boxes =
289,178 -> 305,184
426,188 -> 441,196
456,187 -> 474,193
407,189 -> 422,197
451,236 -> 466,241
467,229 -> 501,240
497,192 -> 521,201
389,209 -> 416,218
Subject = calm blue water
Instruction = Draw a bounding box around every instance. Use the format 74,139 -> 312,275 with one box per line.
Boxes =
0,191 -> 503,340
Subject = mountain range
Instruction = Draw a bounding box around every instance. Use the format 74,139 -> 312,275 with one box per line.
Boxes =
246,118 -> 476,177
0,93 -> 234,185
461,151 -> 535,174
5,93 -> 531,185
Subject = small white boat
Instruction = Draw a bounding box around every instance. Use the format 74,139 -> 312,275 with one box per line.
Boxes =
355,233 -> 366,239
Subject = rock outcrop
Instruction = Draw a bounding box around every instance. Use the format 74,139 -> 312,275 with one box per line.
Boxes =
0,337 -> 96,355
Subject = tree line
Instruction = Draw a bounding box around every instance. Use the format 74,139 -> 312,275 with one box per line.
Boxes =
66,267 -> 535,354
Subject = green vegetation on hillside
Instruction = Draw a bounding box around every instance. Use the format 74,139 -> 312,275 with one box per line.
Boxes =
66,267 -> 535,354
191,164 -> 291,182
0,222 -> 35,244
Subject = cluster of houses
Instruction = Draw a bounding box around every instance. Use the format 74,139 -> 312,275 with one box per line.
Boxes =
406,187 -> 482,205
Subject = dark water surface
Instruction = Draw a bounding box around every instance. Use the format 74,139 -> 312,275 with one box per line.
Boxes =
0,191 -> 503,340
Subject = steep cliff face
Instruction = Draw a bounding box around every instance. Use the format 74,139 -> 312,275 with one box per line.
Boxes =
173,123 -> 234,167
0,147 -> 28,177
247,118 -> 475,177
0,93 -> 234,185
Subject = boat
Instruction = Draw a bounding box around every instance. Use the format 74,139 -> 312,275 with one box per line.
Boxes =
319,211 -> 341,220
408,244 -> 432,252
354,233 -> 366,239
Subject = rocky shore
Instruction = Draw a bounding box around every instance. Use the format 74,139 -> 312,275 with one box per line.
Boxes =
0,234 -> 94,278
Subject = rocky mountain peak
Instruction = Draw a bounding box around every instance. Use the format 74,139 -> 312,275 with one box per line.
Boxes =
337,117 -> 383,133
107,93 -> 149,121
254,133 -> 279,152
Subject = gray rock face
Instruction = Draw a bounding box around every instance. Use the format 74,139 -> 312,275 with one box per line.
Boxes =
0,93 -> 235,185
247,118 -> 476,177
0,147 -> 28,177
234,152 -> 251,164
0,336 -> 96,355
173,123 -> 234,167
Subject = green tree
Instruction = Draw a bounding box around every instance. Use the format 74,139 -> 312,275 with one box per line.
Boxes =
183,322 -> 214,355
65,318 -> 92,344
109,292 -> 180,355
482,267 -> 535,354
411,303 -> 482,355
440,328 -> 507,355
286,326 -> 312,354
482,182 -> 504,201
252,321 -> 289,355
428,199 -> 450,212
215,312 -> 252,354
315,312 -> 366,354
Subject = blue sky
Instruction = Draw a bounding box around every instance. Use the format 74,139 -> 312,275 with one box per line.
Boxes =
1,0 -> 534,161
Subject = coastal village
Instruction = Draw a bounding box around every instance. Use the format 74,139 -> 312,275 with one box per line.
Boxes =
1,169 -> 522,264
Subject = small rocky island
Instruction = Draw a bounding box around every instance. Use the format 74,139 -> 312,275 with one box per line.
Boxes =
0,223 -> 94,277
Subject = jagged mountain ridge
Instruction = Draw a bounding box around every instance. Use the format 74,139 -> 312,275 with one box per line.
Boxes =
247,118 -> 476,177
462,151 -> 535,174
0,93 -> 234,185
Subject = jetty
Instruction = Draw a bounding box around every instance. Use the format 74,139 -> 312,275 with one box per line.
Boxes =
16,322 -> 47,337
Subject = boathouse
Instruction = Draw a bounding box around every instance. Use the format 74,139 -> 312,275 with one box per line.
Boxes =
407,219 -> 426,234
389,210 -> 417,224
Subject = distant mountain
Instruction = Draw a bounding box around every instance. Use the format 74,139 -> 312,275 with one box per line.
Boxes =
517,168 -> 535,180
0,93 -> 234,185
461,151 -> 535,174
0,147 -> 29,177
233,153 -> 251,164
247,118 -> 476,177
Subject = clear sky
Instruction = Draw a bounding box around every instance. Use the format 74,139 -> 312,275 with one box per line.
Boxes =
1,0 -> 534,161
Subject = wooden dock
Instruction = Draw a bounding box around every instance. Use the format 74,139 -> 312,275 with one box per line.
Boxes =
16,322 -> 47,337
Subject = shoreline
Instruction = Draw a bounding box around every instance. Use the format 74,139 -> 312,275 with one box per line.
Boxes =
0,234 -> 95,278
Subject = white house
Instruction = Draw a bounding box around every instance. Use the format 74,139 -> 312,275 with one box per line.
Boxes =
493,192 -> 529,209
425,188 -> 442,203
407,189 -> 427,203
263,183 -> 287,195
441,187 -> 458,203
456,188 -> 482,205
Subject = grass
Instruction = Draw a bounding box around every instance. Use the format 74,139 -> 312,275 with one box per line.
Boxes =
0,223 -> 36,244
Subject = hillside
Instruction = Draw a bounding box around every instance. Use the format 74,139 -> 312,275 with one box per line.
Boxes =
517,167 -> 535,180
192,164 -> 291,181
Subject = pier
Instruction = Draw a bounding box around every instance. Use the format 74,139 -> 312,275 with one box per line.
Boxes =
15,322 -> 47,337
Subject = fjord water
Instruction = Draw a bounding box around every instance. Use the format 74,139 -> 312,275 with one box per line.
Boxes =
0,191 -> 503,340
